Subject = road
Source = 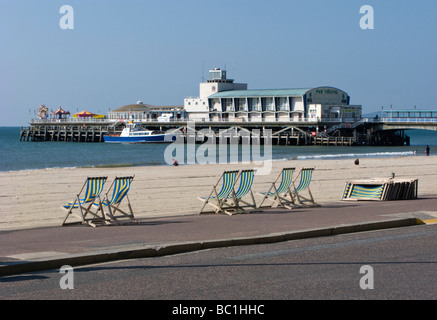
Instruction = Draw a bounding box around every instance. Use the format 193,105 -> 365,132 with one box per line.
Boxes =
1,224 -> 436,303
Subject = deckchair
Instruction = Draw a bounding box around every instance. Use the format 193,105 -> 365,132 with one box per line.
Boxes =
291,168 -> 319,207
61,176 -> 108,227
256,168 -> 296,209
223,169 -> 259,214
198,170 -> 239,215
95,176 -> 137,225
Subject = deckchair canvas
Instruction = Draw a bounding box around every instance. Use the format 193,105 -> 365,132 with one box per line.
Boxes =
223,169 -> 259,214
198,170 -> 239,215
61,176 -> 108,227
291,168 -> 319,207
257,168 -> 296,209
96,176 -> 137,225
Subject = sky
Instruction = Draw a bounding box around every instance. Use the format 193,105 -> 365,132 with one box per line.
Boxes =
1,0 -> 437,126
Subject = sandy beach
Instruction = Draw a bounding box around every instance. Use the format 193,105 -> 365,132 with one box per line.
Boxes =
0,156 -> 436,232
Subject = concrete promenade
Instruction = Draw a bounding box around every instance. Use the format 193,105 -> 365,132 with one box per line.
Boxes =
1,195 -> 436,276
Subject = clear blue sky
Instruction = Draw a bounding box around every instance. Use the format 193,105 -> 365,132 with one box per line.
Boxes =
1,0 -> 436,126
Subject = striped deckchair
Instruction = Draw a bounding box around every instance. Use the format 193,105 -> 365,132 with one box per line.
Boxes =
342,182 -> 386,201
224,169 -> 259,214
61,176 -> 108,227
95,176 -> 137,225
198,170 -> 239,215
257,168 -> 296,209
291,168 -> 319,207
351,184 -> 385,199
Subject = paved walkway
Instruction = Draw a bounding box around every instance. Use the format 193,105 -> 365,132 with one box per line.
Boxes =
1,196 -> 436,276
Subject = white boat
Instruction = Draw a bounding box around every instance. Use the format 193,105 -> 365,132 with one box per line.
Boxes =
104,124 -> 177,143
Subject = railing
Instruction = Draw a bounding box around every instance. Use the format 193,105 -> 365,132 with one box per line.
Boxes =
29,117 -> 362,124
30,118 -> 110,124
380,117 -> 437,123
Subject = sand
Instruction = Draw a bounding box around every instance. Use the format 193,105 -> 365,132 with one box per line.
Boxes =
0,156 -> 436,232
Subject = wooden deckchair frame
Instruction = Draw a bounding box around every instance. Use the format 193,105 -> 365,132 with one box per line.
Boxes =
97,176 -> 137,225
198,170 -> 239,215
257,168 -> 296,209
61,176 -> 108,227
222,169 -> 260,215
291,168 -> 319,207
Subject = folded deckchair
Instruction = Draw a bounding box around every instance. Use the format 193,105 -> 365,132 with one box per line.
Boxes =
342,178 -> 418,201
61,176 -> 108,227
95,176 -> 137,225
257,168 -> 296,209
291,168 -> 319,207
198,170 -> 239,215
224,169 -> 259,214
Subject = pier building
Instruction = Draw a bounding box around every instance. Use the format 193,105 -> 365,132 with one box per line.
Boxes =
107,101 -> 185,122
184,68 -> 362,123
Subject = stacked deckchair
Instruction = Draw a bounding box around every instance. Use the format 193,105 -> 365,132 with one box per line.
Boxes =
342,177 -> 418,201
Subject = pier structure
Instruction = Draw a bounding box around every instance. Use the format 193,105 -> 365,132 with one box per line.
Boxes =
20,114 -> 437,146
20,68 -> 437,146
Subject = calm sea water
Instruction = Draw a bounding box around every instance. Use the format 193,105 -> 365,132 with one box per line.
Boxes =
1,127 -> 436,172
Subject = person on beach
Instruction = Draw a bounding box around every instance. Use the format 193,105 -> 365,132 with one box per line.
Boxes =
425,145 -> 430,156
173,159 -> 179,166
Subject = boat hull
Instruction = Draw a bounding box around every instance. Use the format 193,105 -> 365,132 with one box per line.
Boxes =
103,134 -> 176,143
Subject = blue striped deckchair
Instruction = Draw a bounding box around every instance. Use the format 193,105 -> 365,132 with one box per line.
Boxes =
198,170 -> 239,215
224,169 -> 259,214
61,176 -> 108,227
95,176 -> 137,224
257,168 -> 296,209
291,168 -> 319,207
343,183 -> 385,201
350,184 -> 385,199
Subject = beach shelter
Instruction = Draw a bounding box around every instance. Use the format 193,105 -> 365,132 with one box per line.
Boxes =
74,110 -> 96,118
52,107 -> 70,119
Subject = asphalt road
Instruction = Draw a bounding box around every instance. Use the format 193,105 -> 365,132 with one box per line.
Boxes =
1,224 -> 436,302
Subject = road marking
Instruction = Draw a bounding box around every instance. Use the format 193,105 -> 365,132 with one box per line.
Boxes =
423,219 -> 437,225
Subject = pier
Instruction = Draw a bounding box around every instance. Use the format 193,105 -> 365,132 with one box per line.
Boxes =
20,123 -> 118,143
20,115 -> 437,146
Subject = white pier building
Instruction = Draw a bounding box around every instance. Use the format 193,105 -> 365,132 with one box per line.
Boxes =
184,68 -> 361,123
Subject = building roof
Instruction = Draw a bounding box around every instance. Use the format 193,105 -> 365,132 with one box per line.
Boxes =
209,88 -> 312,99
112,103 -> 155,112
111,103 -> 184,113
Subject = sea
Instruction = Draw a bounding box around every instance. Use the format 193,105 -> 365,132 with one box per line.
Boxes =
1,126 -> 436,172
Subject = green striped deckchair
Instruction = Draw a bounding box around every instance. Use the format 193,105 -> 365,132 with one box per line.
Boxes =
351,184 -> 385,199
96,176 -> 137,225
257,168 -> 296,209
198,170 -> 239,215
61,176 -> 108,227
349,184 -> 385,200
224,169 -> 259,214
291,168 -> 319,207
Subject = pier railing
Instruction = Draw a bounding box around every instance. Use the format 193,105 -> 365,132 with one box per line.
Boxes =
29,117 -> 361,125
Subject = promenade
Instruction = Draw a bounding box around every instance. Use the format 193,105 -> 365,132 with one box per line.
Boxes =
1,195 -> 436,277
